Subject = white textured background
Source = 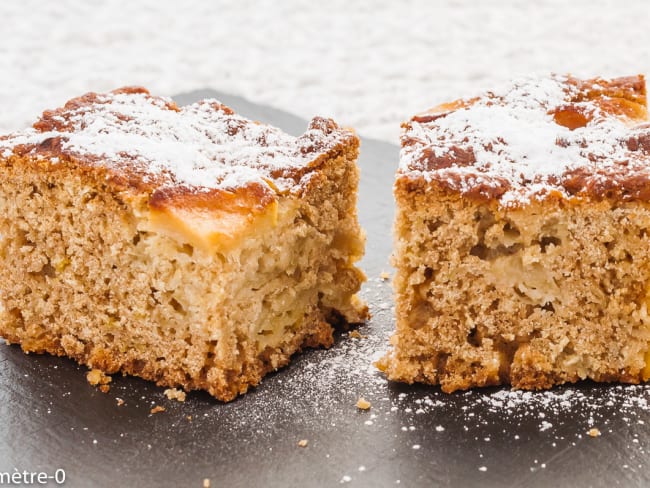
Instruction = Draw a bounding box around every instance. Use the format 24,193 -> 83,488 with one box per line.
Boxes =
1,0 -> 648,142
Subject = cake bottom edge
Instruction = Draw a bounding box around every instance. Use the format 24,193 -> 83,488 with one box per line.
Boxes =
0,304 -> 367,403
376,346 -> 647,394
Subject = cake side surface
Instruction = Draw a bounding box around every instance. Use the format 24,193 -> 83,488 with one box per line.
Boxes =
380,179 -> 650,392
380,74 -> 650,392
0,89 -> 367,401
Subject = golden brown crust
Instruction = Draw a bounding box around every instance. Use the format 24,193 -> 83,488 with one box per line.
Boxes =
399,74 -> 650,207
566,74 -> 647,104
32,87 -> 180,134
1,88 -> 358,216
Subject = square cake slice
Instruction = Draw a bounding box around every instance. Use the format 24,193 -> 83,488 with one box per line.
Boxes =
0,87 -> 367,401
379,74 -> 650,392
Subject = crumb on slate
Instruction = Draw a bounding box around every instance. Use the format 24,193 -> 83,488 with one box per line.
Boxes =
116,398 -> 125,406
587,427 -> 601,437
203,479 -> 210,488
380,271 -> 390,281
349,330 -> 366,339
150,405 -> 166,414
298,439 -> 308,448
164,387 -> 187,402
99,384 -> 110,394
86,368 -> 111,386
356,397 -> 371,410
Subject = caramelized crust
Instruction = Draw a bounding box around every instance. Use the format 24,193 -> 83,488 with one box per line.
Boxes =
0,88 -> 357,249
400,74 -> 650,206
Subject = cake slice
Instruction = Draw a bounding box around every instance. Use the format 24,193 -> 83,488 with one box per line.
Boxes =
0,87 -> 367,401
378,74 -> 650,392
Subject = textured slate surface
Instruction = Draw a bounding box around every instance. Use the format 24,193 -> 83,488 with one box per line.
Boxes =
1,91 -> 649,487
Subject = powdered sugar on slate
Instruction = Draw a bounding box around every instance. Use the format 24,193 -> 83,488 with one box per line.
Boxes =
0,89 -> 350,193
185,278 -> 650,442
400,74 -> 649,207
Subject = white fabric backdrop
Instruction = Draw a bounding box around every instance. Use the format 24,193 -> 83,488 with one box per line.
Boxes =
1,0 -> 648,142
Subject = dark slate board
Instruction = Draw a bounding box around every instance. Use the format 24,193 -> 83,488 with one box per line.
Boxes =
1,91 -> 649,488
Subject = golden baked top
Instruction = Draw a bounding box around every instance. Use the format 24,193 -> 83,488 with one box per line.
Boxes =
0,87 -> 358,249
0,87 -> 355,201
400,74 -> 650,206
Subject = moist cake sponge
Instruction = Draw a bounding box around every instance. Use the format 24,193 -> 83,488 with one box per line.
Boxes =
378,74 -> 650,392
0,87 -> 367,401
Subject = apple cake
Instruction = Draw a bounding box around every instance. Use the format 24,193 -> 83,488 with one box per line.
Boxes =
378,74 -> 650,392
0,87 -> 367,401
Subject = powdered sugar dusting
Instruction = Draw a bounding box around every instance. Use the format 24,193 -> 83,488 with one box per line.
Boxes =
400,74 -> 650,206
0,89 -> 350,193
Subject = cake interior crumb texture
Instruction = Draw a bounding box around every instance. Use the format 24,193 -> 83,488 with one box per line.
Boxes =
0,87 -> 367,401
379,74 -> 650,392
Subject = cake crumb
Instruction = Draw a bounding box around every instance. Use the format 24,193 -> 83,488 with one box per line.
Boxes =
203,479 -> 210,488
150,405 -> 166,414
588,428 -> 601,438
349,330 -> 366,339
116,398 -> 124,406
356,397 -> 371,410
99,384 -> 110,394
164,388 -> 187,402
187,415 -> 192,421
86,368 -> 111,386
298,439 -> 309,448
380,271 -> 390,281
